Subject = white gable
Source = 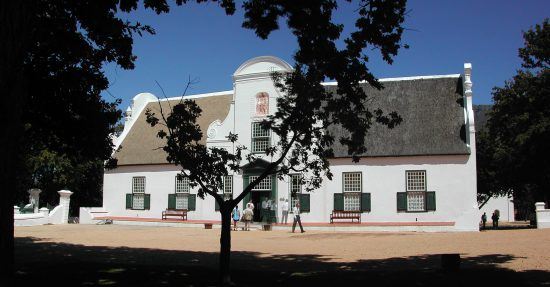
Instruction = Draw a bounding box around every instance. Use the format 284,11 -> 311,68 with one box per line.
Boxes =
233,56 -> 292,80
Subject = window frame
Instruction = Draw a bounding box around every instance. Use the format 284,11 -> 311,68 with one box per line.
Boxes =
405,170 -> 428,212
251,121 -> 271,153
174,176 -> 190,210
342,172 -> 362,211
131,176 -> 146,210
289,174 -> 302,212
249,175 -> 272,191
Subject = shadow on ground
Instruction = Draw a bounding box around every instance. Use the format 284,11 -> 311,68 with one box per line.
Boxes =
15,236 -> 549,287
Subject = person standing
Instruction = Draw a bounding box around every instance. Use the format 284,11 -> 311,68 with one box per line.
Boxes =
292,202 -> 305,233
481,212 -> 487,230
261,197 -> 268,222
242,206 -> 253,231
281,199 -> 289,224
492,210 -> 500,229
231,206 -> 241,231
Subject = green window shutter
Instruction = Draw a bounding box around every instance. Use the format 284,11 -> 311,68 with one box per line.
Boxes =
215,198 -> 220,211
144,194 -> 151,210
126,194 -> 133,209
397,192 -> 407,211
271,174 -> 277,201
300,193 -> 310,212
168,194 -> 176,209
426,191 -> 436,211
188,194 -> 196,211
361,193 -> 371,212
334,193 -> 344,211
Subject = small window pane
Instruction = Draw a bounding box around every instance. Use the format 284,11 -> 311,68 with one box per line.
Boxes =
344,193 -> 361,211
290,174 -> 302,209
407,192 -> 425,211
176,194 -> 188,210
406,171 -> 426,191
249,176 -> 271,191
223,176 -> 233,194
343,172 -> 362,193
132,177 -> 145,194
132,194 -> 145,210
176,177 -> 190,193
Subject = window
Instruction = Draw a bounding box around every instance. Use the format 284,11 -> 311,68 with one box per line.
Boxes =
132,177 -> 146,210
290,174 -> 302,209
175,176 -> 190,210
251,122 -> 270,153
249,175 -> 272,191
343,172 -> 361,211
223,176 -> 233,194
406,170 -> 426,212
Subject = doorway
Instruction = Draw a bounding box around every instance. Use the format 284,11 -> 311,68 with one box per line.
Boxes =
251,191 -> 269,222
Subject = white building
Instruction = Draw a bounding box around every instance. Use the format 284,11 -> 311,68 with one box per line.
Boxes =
102,56 -> 480,231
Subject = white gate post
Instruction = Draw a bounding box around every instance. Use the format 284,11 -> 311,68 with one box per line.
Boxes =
58,190 -> 73,224
28,188 -> 42,213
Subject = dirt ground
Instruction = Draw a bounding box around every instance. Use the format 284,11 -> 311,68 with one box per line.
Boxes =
15,225 -> 550,286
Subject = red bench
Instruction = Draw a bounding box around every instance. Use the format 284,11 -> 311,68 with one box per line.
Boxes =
330,210 -> 361,223
162,209 -> 187,220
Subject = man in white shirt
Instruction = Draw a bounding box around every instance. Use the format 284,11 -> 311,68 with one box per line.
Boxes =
281,199 -> 289,224
292,202 -> 305,233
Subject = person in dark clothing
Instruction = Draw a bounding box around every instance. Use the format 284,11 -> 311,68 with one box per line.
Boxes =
491,210 -> 500,229
292,202 -> 305,233
481,212 -> 487,230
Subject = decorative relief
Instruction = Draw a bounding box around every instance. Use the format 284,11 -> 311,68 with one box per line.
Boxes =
255,92 -> 269,117
207,120 -> 222,139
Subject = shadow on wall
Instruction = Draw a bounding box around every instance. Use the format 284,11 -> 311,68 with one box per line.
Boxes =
15,237 -> 549,287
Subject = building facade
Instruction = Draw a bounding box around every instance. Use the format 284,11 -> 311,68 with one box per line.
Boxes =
103,56 -> 480,231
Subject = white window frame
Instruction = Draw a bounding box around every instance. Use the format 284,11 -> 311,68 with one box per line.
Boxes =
223,176 -> 233,194
175,176 -> 190,210
132,177 -> 146,210
406,170 -> 427,212
343,172 -> 362,211
249,175 -> 272,191
251,122 -> 271,153
289,174 -> 302,210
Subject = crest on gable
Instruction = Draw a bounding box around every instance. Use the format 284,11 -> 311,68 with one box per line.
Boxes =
255,92 -> 269,117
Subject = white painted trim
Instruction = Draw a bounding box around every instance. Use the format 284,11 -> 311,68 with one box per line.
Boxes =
322,74 -> 461,86
161,90 -> 233,102
233,56 -> 293,77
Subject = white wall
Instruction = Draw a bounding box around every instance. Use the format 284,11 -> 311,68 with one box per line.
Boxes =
479,195 -> 514,222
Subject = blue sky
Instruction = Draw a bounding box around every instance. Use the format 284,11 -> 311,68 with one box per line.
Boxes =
102,0 -> 549,109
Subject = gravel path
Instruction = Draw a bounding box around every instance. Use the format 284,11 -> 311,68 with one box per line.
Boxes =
15,224 -> 550,272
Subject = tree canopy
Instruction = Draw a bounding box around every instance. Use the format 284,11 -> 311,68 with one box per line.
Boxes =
146,1 -> 407,284
477,19 -> 550,212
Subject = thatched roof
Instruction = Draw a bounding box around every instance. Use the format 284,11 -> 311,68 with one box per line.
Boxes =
326,76 -> 470,157
115,94 -> 233,165
115,76 -> 471,166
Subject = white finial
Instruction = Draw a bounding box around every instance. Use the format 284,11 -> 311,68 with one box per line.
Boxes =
464,63 -> 472,95
125,106 -> 132,121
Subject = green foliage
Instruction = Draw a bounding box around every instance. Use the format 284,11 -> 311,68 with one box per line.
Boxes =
479,19 -> 550,208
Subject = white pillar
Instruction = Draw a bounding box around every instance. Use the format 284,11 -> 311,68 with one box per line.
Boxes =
39,207 -> 49,218
535,202 -> 545,211
58,190 -> 73,224
28,188 -> 42,213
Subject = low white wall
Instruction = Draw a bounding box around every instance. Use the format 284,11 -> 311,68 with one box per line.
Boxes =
535,202 -> 550,229
480,195 -> 514,222
79,207 -> 110,224
14,213 -> 49,227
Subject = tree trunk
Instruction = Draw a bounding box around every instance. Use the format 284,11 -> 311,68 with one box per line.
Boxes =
219,205 -> 232,285
1,1 -> 30,286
